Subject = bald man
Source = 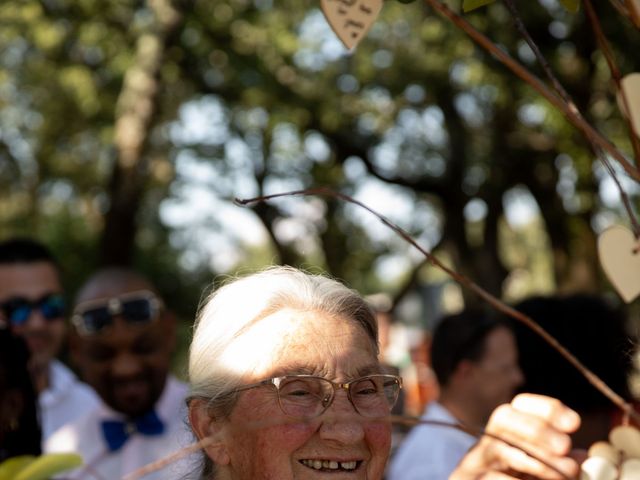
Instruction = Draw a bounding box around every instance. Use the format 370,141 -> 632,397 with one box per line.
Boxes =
45,268 -> 194,480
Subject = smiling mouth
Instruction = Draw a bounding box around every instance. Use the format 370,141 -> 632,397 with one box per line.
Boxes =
300,459 -> 361,472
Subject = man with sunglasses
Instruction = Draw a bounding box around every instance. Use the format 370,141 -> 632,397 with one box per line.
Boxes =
0,238 -> 99,441
45,268 -> 193,479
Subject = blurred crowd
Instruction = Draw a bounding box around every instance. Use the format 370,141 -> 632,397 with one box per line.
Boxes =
0,236 -> 638,479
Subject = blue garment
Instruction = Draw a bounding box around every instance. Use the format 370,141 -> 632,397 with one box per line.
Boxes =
100,410 -> 165,452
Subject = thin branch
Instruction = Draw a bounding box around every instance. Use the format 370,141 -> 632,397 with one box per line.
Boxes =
388,416 -> 576,480
500,0 -> 640,237
609,0 -> 627,15
118,415 -> 575,480
600,151 -> 640,238
74,451 -> 110,480
421,0 -> 640,184
501,0 -> 576,111
236,187 -> 640,425
623,0 -> 640,27
584,0 -> 640,165
122,436 -> 215,480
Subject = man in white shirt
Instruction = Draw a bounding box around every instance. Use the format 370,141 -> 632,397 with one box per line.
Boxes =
0,238 -> 99,441
388,310 -> 524,480
45,268 -> 194,479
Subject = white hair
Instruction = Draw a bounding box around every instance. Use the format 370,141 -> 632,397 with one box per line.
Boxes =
188,265 -> 378,408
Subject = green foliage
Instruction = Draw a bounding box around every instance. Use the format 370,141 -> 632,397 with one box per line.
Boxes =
0,454 -> 82,480
463,0 -> 581,13
559,0 -> 581,13
463,0 -> 496,13
1,0 -> 638,310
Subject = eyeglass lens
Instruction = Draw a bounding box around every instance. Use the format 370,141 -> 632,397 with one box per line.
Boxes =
79,298 -> 155,334
276,375 -> 399,419
2,294 -> 65,326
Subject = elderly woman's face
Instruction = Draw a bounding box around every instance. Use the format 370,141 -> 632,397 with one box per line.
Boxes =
213,308 -> 391,480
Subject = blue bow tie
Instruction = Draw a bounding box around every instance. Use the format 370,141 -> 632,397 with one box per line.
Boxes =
101,410 -> 165,452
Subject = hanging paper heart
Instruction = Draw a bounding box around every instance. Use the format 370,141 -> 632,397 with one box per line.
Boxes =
320,0 -> 383,50
617,73 -> 640,138
597,225 -> 640,303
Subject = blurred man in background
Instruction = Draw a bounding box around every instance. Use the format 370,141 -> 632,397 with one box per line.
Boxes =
46,268 -> 193,479
514,294 -> 638,448
388,310 -> 524,480
0,238 -> 98,441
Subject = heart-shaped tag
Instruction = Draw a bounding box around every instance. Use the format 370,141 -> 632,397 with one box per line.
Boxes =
598,225 -> 640,303
617,73 -> 640,138
320,0 -> 383,50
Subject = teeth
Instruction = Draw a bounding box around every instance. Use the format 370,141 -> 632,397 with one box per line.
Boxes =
301,459 -> 359,471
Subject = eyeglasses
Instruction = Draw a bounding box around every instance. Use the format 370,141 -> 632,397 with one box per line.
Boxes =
0,293 -> 66,326
233,374 -> 402,420
72,290 -> 163,335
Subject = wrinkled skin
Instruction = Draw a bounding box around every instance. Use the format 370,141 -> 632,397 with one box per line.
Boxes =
190,308 -> 391,480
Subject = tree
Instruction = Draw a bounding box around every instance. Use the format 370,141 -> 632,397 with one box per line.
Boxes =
1,0 -> 638,309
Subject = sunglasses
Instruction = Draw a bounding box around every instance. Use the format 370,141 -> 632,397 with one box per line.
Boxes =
72,290 -> 163,336
0,293 -> 66,326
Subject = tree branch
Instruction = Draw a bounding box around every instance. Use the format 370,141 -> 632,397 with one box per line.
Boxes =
422,0 -> 640,184
500,0 -> 640,237
237,187 -> 640,424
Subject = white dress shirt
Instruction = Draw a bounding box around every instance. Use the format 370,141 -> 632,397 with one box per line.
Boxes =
387,401 -> 477,480
40,359 -> 100,441
45,375 -> 196,480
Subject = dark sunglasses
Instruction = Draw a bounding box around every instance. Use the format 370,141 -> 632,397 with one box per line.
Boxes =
72,290 -> 163,335
0,293 -> 66,326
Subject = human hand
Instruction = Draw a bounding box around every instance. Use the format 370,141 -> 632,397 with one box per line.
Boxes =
450,394 -> 581,480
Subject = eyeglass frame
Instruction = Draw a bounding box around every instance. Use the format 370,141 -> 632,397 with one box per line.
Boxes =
71,290 -> 164,336
231,373 -> 403,419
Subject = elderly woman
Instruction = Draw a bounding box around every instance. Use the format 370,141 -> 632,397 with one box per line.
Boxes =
188,266 -> 580,479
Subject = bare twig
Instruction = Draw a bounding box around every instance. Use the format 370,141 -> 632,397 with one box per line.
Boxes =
236,187 -> 640,424
122,436 -> 215,480
501,0 -> 576,111
623,0 -> 640,27
388,416 -> 576,480
609,0 -> 627,16
584,0 -> 640,165
116,415 -> 575,480
600,153 -> 640,238
74,451 -> 110,480
421,0 -> 640,184
500,0 -> 640,237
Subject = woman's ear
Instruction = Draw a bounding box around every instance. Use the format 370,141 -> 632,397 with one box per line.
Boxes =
188,398 -> 230,466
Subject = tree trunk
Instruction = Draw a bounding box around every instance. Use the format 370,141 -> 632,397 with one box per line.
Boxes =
100,0 -> 182,266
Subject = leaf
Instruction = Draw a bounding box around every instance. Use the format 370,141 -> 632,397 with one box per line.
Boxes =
463,0 -> 496,13
559,0 -> 580,13
0,456 -> 36,480
14,453 -> 82,480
